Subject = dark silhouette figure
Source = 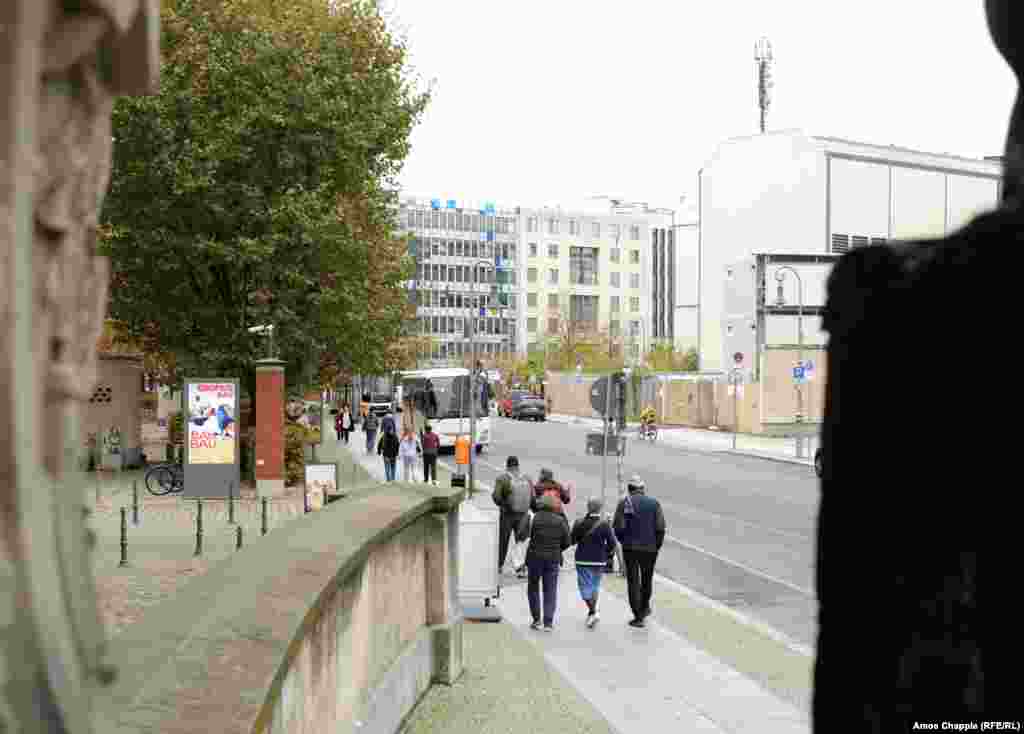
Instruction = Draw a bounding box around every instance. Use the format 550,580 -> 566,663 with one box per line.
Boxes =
815,2 -> 1022,729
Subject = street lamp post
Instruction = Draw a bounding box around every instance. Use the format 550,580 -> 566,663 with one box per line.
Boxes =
774,265 -> 805,426
467,258 -> 493,496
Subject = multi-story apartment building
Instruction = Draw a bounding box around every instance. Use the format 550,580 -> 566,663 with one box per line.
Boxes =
517,206 -> 667,362
397,196 -> 520,366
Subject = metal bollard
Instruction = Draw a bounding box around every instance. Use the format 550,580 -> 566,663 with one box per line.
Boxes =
132,479 -> 139,526
194,498 -> 203,557
119,508 -> 129,567
261,497 -> 268,536
228,481 -> 236,525
236,524 -> 243,551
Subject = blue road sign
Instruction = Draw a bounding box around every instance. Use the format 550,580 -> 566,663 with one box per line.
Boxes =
793,366 -> 805,382
430,198 -> 441,209
447,199 -> 457,209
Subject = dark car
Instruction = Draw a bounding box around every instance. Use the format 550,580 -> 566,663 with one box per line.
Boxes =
512,396 -> 546,421
814,447 -> 823,478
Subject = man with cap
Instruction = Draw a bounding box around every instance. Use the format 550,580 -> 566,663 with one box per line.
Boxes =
492,455 -> 534,578
613,474 -> 666,628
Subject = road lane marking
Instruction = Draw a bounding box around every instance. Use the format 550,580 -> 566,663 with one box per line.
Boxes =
662,503 -> 812,543
665,534 -> 815,598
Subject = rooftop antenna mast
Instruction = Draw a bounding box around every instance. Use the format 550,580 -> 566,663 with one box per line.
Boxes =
754,37 -> 774,134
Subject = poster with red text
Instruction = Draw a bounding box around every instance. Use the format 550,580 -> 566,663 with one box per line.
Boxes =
186,382 -> 237,465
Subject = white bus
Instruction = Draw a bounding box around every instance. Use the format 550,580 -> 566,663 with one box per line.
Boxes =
396,368 -> 492,453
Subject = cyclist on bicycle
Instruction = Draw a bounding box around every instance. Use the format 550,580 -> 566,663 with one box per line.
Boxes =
639,407 -> 657,439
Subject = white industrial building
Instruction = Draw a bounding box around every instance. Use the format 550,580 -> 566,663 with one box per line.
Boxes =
696,129 -> 1003,372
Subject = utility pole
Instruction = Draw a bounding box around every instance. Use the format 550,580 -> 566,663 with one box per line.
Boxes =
755,37 -> 774,134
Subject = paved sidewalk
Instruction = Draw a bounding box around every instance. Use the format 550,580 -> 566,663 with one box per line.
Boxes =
331,437 -> 811,733
545,413 -> 817,468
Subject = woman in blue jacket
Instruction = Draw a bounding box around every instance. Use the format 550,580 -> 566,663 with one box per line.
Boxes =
571,497 -> 618,628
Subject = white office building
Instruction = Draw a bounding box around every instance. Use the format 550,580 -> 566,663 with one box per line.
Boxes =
697,130 -> 1003,372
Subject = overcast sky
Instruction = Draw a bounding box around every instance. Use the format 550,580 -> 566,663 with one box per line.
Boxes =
384,1 -> 1017,216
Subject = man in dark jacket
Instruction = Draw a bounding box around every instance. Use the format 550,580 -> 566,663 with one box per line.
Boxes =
526,494 -> 571,631
377,425 -> 399,481
613,474 -> 666,628
572,497 -> 618,628
363,411 -> 380,455
420,424 -> 439,486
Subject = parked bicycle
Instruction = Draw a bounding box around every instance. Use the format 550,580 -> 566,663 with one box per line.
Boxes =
145,462 -> 184,496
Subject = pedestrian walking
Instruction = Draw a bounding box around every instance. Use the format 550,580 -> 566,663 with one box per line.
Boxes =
381,408 -> 397,436
571,497 -> 618,628
377,425 -> 400,481
613,474 -> 666,628
492,456 -> 533,578
342,405 -> 353,444
532,467 -> 571,515
398,428 -> 421,482
525,494 -> 571,631
421,424 -> 439,486
363,411 -> 379,455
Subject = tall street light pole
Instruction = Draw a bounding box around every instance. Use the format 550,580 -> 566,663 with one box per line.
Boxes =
754,37 -> 774,135
467,258 -> 492,496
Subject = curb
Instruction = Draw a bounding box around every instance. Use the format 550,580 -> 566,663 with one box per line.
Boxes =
721,449 -> 814,469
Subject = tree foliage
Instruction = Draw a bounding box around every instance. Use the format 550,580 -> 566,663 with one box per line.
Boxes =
100,0 -> 430,399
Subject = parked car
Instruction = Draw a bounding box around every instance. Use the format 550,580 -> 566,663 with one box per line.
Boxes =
512,396 -> 546,421
499,389 -> 531,417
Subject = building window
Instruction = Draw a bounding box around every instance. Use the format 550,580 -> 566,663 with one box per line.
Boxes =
610,320 -> 620,336
570,246 -> 599,285
629,320 -> 640,337
548,243 -> 559,258
526,216 -> 536,233
547,217 -> 559,235
592,221 -> 601,238
548,293 -> 559,308
548,268 -> 559,285
431,211 -> 440,229
630,249 -> 640,264
610,247 -> 620,263
528,268 -> 538,283
570,295 -> 599,328
456,241 -> 463,257
569,219 -> 578,235
548,318 -> 559,334
630,224 -> 640,240
630,297 -> 640,312
610,271 -> 620,287
527,318 -> 537,332
529,242 -> 538,257
610,295 -> 620,312
610,223 -> 621,239
629,273 -> 640,289
527,292 -> 538,308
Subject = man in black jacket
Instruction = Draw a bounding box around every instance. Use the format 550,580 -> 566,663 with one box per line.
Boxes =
613,475 -> 666,628
525,494 -> 571,631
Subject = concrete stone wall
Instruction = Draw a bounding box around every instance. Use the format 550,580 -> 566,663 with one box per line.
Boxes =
82,353 -> 144,465
92,482 -> 465,734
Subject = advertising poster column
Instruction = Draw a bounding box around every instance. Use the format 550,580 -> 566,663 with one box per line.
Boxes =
183,378 -> 240,497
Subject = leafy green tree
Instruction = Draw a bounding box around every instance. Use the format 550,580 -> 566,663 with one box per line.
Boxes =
100,0 -> 429,405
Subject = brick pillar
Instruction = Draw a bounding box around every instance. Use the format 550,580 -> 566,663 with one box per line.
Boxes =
255,359 -> 286,497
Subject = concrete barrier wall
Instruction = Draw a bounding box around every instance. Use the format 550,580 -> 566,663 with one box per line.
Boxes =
93,481 -> 465,734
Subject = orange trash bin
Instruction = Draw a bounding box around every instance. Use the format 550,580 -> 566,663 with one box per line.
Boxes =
455,436 -> 470,465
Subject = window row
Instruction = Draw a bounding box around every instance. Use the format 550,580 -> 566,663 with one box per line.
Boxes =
526,218 -> 642,240
525,318 -> 642,334
411,238 -> 516,261
525,268 -> 640,288
411,289 -> 517,311
420,316 -> 516,337
406,209 -> 517,234
526,243 -> 640,265
429,341 -> 514,360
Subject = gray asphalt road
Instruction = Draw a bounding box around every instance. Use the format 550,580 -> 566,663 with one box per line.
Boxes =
440,416 -> 819,648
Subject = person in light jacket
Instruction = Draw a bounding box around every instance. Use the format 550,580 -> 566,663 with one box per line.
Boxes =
398,429 -> 420,482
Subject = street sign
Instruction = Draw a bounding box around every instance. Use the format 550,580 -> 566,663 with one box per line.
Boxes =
589,377 -> 611,415
793,365 -> 805,383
